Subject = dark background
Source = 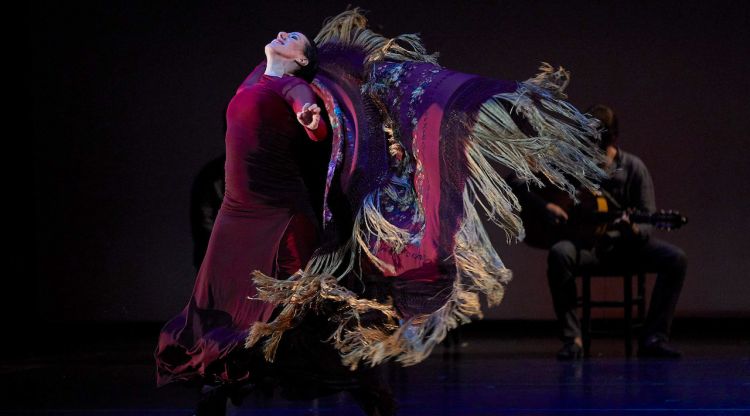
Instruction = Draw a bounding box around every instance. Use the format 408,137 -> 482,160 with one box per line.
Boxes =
30,0 -> 749,325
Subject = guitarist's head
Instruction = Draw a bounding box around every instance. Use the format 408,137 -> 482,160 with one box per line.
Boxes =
587,104 -> 619,150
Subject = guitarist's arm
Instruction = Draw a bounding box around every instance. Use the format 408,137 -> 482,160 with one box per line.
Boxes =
508,174 -> 548,212
508,174 -> 567,223
620,156 -> 657,242
506,173 -> 568,224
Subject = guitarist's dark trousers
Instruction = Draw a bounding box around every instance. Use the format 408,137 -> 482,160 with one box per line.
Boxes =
547,237 -> 686,345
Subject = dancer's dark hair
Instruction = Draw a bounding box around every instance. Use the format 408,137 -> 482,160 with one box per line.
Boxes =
293,38 -> 318,83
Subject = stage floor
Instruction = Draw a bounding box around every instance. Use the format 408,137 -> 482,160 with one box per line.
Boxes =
3,323 -> 749,415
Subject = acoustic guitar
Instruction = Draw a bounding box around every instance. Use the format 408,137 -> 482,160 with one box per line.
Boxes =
519,185 -> 687,250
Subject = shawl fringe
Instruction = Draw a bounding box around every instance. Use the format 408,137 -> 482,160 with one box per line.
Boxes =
314,7 -> 439,66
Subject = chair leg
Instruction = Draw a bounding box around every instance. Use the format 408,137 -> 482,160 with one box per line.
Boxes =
637,273 -> 646,321
581,274 -> 591,357
624,274 -> 633,357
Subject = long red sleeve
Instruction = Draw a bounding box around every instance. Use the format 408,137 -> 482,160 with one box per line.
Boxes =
281,80 -> 329,142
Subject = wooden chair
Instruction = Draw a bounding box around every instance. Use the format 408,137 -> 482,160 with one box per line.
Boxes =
578,269 -> 648,357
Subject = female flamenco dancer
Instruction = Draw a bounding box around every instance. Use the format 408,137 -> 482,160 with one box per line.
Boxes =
156,9 -> 607,416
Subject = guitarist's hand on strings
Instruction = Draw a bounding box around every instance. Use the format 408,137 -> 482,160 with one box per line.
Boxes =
545,203 -> 569,224
614,209 -> 641,239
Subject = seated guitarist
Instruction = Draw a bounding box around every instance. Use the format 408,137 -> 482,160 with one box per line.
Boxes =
511,104 -> 687,360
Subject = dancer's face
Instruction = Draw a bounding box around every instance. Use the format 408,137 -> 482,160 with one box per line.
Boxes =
265,31 -> 310,67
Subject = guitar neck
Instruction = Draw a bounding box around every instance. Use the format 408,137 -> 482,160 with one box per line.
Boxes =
628,211 -> 657,224
624,210 -> 688,230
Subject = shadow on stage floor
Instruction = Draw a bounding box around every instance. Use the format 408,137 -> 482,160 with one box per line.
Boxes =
2,320 -> 749,415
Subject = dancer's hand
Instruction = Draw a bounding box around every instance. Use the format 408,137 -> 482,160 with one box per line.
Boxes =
297,103 -> 321,130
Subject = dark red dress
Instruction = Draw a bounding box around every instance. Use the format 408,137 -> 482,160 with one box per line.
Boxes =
155,73 -> 328,388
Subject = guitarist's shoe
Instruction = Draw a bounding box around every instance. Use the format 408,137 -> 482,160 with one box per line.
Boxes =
556,342 -> 583,361
637,338 -> 682,359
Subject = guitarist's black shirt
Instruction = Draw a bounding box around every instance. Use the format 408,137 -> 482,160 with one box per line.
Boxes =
601,148 -> 656,241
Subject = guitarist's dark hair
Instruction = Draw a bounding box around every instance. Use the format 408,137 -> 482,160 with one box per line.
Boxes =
587,104 -> 619,148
